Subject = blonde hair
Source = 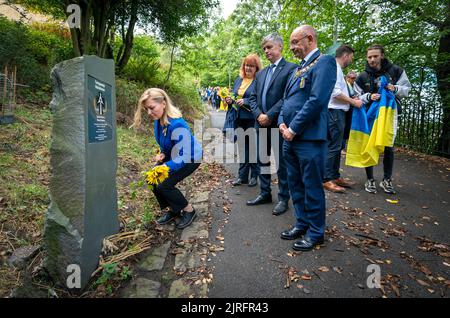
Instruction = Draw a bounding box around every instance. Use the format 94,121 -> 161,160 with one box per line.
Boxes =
132,88 -> 182,128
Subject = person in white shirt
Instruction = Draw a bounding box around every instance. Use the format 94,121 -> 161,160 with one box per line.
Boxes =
323,45 -> 362,193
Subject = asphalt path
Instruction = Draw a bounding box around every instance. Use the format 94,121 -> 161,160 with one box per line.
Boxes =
206,107 -> 449,298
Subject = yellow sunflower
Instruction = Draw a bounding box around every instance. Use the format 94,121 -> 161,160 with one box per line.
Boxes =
145,164 -> 170,186
218,87 -> 230,99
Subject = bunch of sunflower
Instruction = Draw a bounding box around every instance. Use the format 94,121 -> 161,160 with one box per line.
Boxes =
145,164 -> 170,188
218,87 -> 230,99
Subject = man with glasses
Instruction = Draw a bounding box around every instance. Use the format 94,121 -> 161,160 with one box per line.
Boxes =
278,25 -> 337,251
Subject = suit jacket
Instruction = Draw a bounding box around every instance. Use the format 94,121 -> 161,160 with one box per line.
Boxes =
249,58 -> 297,128
279,50 -> 337,141
231,76 -> 257,120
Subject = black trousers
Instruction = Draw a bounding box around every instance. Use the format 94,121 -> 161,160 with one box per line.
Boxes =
152,163 -> 200,214
236,118 -> 259,181
365,146 -> 394,180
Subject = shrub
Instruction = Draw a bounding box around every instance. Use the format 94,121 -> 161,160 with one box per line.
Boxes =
0,17 -> 73,90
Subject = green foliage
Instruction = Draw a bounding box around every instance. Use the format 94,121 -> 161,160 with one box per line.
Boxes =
0,17 -> 73,89
115,38 -> 204,121
118,36 -> 161,84
94,263 -> 132,294
94,262 -> 133,294
142,202 -> 154,225
115,78 -> 146,118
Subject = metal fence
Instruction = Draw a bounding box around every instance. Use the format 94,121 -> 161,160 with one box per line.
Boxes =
395,85 -> 448,157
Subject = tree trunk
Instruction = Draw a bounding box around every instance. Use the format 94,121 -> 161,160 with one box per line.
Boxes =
163,44 -> 176,88
117,0 -> 138,71
69,27 -> 82,57
436,17 -> 450,156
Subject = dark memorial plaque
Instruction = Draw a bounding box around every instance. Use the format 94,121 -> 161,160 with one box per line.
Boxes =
87,76 -> 113,143
44,56 -> 119,291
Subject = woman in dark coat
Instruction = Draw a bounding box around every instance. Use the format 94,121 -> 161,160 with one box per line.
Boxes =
224,54 -> 262,187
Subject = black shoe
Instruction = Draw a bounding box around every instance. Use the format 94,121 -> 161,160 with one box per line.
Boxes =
292,237 -> 324,251
280,227 -> 306,240
246,194 -> 272,206
248,177 -> 258,187
176,209 -> 197,229
272,201 -> 288,216
156,210 -> 180,225
232,178 -> 247,186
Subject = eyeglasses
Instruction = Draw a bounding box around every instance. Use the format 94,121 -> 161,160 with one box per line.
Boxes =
291,34 -> 310,45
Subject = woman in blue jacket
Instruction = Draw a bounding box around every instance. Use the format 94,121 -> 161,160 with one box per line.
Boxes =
224,54 -> 262,187
133,88 -> 203,229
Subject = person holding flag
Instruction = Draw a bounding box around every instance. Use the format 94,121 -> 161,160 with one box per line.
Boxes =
351,44 -> 411,194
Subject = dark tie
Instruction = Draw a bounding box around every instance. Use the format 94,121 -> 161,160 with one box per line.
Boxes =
262,64 -> 276,112
300,59 -> 306,69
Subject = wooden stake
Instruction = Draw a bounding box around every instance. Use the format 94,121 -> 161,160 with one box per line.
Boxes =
2,65 -> 7,117
13,65 -> 17,107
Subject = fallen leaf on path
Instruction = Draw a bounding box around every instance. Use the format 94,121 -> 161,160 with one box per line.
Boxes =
416,279 -> 430,287
318,266 -> 329,272
386,199 -> 399,204
419,265 -> 432,276
301,275 -> 312,280
391,283 -> 401,297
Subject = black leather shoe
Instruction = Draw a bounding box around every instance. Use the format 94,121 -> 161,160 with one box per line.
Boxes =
272,201 -> 288,216
176,209 -> 196,229
232,178 -> 247,186
248,177 -> 258,187
280,227 -> 306,240
156,210 -> 180,225
246,194 -> 272,206
292,237 -> 324,251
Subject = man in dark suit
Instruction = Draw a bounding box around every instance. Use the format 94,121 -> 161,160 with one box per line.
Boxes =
278,25 -> 337,251
247,33 -> 297,216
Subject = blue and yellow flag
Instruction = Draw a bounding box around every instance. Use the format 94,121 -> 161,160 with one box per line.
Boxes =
346,76 -> 397,168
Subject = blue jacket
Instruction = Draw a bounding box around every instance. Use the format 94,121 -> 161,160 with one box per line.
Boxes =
279,50 -> 337,141
154,117 -> 203,172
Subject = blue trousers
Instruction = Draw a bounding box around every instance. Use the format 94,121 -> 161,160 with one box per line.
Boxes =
257,128 -> 290,201
283,140 -> 326,241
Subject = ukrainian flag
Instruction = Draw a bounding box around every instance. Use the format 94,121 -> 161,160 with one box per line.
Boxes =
346,76 -> 397,168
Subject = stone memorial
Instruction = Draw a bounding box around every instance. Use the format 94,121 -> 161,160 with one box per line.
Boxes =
44,55 -> 119,290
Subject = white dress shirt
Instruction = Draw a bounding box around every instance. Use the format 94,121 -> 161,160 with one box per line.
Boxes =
301,48 -> 319,66
328,62 -> 350,111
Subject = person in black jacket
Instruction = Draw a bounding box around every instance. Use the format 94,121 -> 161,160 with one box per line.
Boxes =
354,44 -> 411,194
246,33 -> 297,216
